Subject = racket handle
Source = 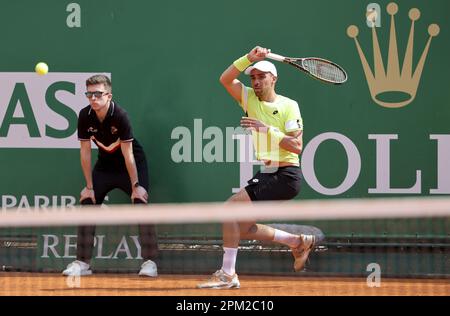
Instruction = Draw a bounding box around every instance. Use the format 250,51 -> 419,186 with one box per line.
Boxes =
266,53 -> 286,62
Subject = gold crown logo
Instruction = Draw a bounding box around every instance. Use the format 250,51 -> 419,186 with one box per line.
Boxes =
347,2 -> 439,108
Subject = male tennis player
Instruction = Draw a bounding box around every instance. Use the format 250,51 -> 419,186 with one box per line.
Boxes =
62,75 -> 158,277
198,46 -> 316,289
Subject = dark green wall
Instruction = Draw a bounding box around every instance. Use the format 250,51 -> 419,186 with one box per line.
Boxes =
0,0 -> 448,273
1,0 -> 449,204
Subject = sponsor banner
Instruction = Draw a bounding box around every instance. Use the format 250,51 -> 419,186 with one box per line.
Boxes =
0,72 -> 109,148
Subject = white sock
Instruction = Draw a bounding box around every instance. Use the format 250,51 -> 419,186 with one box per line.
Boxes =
273,229 -> 300,248
221,247 -> 238,276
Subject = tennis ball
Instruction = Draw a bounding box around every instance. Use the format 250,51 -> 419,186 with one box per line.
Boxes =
35,62 -> 49,75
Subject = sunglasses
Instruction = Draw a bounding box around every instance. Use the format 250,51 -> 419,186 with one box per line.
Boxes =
85,91 -> 109,98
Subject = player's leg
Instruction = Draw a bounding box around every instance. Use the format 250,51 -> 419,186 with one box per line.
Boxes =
197,189 -> 250,289
77,168 -> 109,262
239,167 -> 316,271
222,189 -> 252,247
136,158 -> 158,265
117,158 -> 158,277
238,221 -> 308,254
76,198 -> 96,264
239,221 -> 315,272
237,170 -> 297,243
63,168 -> 109,276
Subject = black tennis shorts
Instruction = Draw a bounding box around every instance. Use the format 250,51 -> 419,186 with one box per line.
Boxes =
244,166 -> 302,201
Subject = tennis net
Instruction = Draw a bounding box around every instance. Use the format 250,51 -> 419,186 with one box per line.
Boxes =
0,197 -> 449,296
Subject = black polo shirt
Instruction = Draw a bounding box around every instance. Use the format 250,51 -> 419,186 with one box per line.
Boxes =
77,101 -> 145,168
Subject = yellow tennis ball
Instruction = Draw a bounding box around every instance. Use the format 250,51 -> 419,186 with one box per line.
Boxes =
35,62 -> 49,75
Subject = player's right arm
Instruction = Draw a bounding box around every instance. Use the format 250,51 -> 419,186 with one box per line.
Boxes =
219,65 -> 242,102
220,46 -> 269,103
80,140 -> 96,203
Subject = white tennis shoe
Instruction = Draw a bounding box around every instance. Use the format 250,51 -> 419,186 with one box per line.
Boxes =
197,269 -> 240,289
138,260 -> 158,277
291,234 -> 316,272
62,260 -> 92,276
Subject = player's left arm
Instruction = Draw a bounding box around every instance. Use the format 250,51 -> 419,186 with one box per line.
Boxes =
279,130 -> 303,154
239,117 -> 303,154
279,101 -> 303,154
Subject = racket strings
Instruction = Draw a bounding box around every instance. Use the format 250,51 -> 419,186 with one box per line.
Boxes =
302,59 -> 346,83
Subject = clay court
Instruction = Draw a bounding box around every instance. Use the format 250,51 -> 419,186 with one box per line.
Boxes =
1,273 -> 448,296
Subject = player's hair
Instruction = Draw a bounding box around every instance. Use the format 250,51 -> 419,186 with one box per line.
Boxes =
86,75 -> 112,92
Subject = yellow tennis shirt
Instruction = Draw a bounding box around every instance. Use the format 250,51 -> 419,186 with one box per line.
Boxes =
239,86 -> 303,164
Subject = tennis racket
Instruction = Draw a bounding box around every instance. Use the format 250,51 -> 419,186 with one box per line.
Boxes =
267,52 -> 348,84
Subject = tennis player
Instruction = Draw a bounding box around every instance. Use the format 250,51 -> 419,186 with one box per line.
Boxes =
62,75 -> 158,277
198,46 -> 316,289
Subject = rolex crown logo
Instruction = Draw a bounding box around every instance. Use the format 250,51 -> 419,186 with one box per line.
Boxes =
347,2 -> 439,108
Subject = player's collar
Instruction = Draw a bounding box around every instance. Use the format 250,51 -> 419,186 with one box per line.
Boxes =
109,101 -> 115,116
88,101 -> 115,116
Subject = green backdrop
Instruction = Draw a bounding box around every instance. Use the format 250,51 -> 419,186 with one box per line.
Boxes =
0,0 -> 448,273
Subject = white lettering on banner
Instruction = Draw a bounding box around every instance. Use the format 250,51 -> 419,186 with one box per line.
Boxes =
130,235 -> 143,259
366,263 -> 381,287
42,235 -> 60,258
35,195 -> 50,208
95,235 -> 114,259
66,3 -> 81,28
171,119 -> 247,163
17,196 -> 31,210
302,132 -> 361,195
369,135 -> 421,194
1,195 -> 76,211
0,72 -> 110,148
113,236 -> 133,259
41,235 -> 143,260
63,235 -> 77,258
232,133 -> 262,193
194,118 -> 202,162
430,135 -> 450,194
170,121 -> 449,195
235,132 -> 450,195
